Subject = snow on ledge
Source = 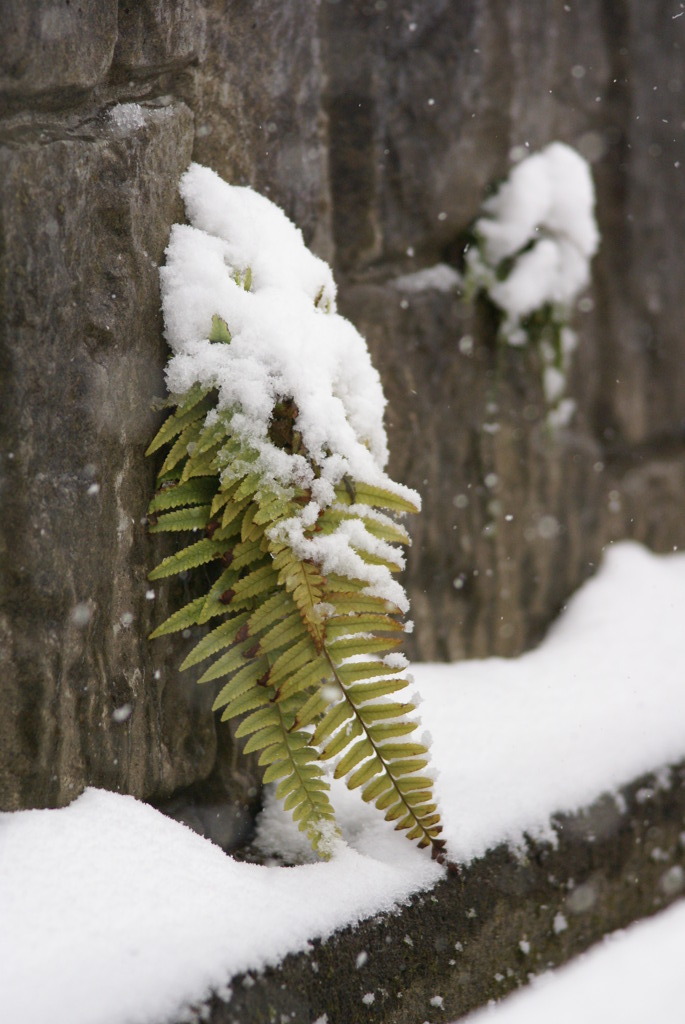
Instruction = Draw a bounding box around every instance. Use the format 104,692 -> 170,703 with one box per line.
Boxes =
2,541 -> 685,1024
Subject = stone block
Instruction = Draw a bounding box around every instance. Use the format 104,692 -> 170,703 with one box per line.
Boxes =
0,1 -> 117,104
113,0 -> 205,77
339,279 -> 608,661
177,0 -> 332,257
0,100 -> 232,812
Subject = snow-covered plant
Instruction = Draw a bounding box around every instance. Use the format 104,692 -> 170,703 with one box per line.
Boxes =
146,164 -> 445,863
463,142 -> 599,426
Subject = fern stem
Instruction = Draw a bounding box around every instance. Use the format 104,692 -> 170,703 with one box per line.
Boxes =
320,644 -> 444,861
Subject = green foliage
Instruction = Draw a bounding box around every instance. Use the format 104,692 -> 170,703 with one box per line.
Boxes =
147,325 -> 445,866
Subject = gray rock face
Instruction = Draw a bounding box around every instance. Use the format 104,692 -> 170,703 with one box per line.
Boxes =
1,0 -> 684,876
177,0 -> 332,255
0,101 -> 212,810
0,1 -> 117,104
325,0 -> 685,658
113,1 -> 206,78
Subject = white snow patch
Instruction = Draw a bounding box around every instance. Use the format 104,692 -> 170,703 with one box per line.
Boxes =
463,142 -> 599,427
2,543 -> 685,1023
108,103 -> 147,132
553,912 -> 568,935
392,263 -> 461,293
467,142 -> 599,332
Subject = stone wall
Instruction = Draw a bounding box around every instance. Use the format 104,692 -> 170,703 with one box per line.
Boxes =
1,2 -> 683,836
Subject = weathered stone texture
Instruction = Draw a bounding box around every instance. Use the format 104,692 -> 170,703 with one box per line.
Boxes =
0,1 -> 118,103
113,1 -> 206,78
327,0 -> 685,656
177,0 -> 333,256
340,281 -> 609,660
0,102 -> 215,810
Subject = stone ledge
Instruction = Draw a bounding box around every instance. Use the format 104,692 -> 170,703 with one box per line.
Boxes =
186,760 -> 685,1024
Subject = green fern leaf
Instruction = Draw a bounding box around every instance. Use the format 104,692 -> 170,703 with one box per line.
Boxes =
345,676 -> 410,701
179,612 -> 250,670
231,564 -> 280,603
325,614 -> 405,640
347,755 -> 383,790
336,661 -> 406,685
291,688 -> 334,731
148,537 -> 225,580
311,699 -> 355,746
211,656 -> 271,709
147,243 -> 443,861
219,684 -> 272,720
197,638 -> 259,685
332,738 -> 373,778
327,591 -> 403,617
320,718 -> 362,760
148,596 -> 206,638
327,634 -> 402,658
333,481 -> 419,514
361,774 -> 393,803
247,590 -> 296,635
257,612 -> 305,654
180,441 -> 223,482
272,657 -> 332,701
368,720 -> 417,741
149,477 -> 218,514
145,387 -> 211,456
148,504 -> 212,533
158,419 -> 205,477
360,701 -> 417,723
208,314 -> 232,343
242,725 -> 285,755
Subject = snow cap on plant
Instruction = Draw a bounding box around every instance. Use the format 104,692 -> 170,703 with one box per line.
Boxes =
464,142 -> 600,427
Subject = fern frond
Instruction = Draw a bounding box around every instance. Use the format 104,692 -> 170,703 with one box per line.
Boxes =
211,656 -> 272,708
325,613 -> 404,640
179,612 -> 250,670
148,537 -> 225,580
147,275 -> 443,862
333,481 -> 419,515
180,441 -> 223,481
145,386 -> 211,456
149,477 -> 218,514
231,564 -> 280,602
247,590 -> 296,635
148,596 -> 207,638
148,504 -> 212,533
158,420 -> 205,477
209,314 -> 232,344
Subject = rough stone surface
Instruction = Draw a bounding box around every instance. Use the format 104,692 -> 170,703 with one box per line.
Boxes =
185,761 -> 685,1024
325,0 -> 685,657
340,280 -> 610,660
113,1 -> 206,78
0,101 -> 217,811
177,0 -> 333,257
0,1 -> 118,104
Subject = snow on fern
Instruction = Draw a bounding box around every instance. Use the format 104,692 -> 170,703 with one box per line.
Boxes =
160,163 -> 419,608
464,142 -> 600,427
